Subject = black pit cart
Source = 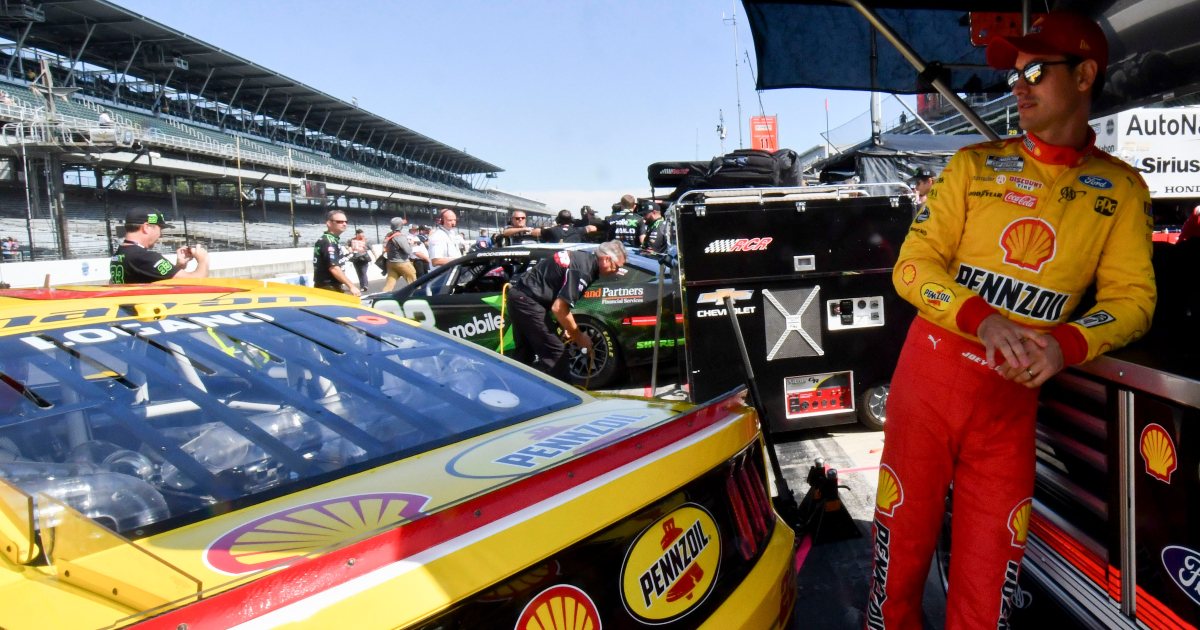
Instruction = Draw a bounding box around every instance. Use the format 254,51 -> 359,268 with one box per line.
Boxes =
675,184 -> 917,432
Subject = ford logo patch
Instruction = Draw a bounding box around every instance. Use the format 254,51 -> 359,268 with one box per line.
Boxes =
1078,175 -> 1114,190
1162,545 -> 1200,605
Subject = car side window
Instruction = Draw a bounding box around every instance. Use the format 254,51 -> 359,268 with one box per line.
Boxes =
423,266 -> 459,296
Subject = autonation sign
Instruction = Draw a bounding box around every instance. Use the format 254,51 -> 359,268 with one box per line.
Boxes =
1091,105 -> 1200,198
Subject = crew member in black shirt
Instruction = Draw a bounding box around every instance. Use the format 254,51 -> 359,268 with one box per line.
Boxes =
313,209 -> 359,296
576,206 -> 607,243
605,194 -> 645,247
499,211 -> 540,246
643,204 -> 668,253
507,240 -> 626,381
540,209 -> 598,243
110,208 -> 209,284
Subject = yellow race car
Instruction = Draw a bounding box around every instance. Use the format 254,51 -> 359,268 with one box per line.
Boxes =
0,279 -> 795,630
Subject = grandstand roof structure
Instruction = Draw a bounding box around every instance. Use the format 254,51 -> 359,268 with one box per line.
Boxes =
10,0 -> 501,174
10,0 -> 502,176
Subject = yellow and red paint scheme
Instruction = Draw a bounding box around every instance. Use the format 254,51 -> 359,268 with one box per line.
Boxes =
0,279 -> 795,630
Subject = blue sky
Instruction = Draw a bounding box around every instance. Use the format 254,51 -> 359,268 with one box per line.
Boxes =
119,0 -> 913,212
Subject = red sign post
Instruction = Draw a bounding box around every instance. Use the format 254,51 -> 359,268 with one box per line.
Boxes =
750,116 -> 778,151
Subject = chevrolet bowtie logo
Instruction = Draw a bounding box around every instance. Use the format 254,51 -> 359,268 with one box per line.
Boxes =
697,289 -> 753,305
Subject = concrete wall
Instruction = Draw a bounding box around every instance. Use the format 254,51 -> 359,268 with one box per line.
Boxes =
0,246 -> 388,288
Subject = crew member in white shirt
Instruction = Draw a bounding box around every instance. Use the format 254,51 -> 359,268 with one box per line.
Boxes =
427,209 -> 465,270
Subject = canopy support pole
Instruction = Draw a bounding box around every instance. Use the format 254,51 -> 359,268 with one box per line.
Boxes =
841,0 -> 1000,141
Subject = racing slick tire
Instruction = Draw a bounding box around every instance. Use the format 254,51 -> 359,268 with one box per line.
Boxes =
564,317 -> 620,389
857,383 -> 888,431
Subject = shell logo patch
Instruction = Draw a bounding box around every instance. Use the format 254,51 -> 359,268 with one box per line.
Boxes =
999,217 -> 1057,272
920,282 -> 954,311
901,264 -> 917,286
621,504 -> 721,623
204,492 -> 429,575
876,464 -> 904,516
1007,498 -> 1032,548
1140,423 -> 1177,483
516,584 -> 602,630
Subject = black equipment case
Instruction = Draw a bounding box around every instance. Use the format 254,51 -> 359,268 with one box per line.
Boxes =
675,184 -> 917,432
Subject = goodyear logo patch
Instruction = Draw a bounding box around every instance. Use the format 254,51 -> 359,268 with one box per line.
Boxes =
954,264 -> 1071,323
445,410 -> 658,480
914,207 -> 930,223
515,584 -> 601,630
621,504 -> 721,623
919,283 -> 954,311
204,493 -> 429,575
1007,498 -> 1032,548
1140,423 -> 1177,483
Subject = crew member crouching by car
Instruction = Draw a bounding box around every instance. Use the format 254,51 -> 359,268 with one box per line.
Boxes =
507,240 -> 626,381
110,208 -> 209,284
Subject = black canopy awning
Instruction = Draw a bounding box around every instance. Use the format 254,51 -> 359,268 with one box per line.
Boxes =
814,132 -> 986,184
743,1 -> 1200,117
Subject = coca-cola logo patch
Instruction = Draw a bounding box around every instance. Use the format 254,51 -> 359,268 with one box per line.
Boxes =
1003,191 -> 1039,209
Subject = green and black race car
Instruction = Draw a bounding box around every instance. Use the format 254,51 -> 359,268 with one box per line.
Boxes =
369,244 -> 681,389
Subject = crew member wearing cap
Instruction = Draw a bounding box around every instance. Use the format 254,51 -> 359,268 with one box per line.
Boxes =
643,203 -> 668,253
109,208 -> 209,284
910,167 -> 936,213
868,13 -> 1155,629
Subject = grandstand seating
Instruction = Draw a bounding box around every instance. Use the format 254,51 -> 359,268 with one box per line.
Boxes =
0,183 -> 507,260
0,75 -> 544,215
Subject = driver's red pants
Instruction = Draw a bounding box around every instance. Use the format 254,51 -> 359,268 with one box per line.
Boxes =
867,316 -> 1039,630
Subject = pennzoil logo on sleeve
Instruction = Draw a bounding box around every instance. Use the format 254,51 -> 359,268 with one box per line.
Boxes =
919,283 -> 954,311
515,584 -> 602,630
621,504 -> 721,623
866,519 -> 891,630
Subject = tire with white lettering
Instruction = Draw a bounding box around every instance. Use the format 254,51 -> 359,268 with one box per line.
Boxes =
566,318 -> 620,389
857,384 -> 888,431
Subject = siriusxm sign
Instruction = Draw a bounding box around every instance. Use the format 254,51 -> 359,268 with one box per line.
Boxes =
1162,545 -> 1200,605
1078,175 -> 1114,190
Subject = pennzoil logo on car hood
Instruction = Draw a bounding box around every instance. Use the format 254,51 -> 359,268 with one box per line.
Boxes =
620,504 -> 721,623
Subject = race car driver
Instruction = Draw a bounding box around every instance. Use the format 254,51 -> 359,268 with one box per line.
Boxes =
506,240 -> 626,381
868,12 -> 1156,630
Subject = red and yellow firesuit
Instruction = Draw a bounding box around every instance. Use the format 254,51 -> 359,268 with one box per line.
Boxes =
868,131 -> 1155,630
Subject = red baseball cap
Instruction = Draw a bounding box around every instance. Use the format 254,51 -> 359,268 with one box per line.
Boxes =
986,12 -> 1108,74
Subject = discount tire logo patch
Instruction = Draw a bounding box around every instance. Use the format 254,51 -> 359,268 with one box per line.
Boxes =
621,504 -> 721,623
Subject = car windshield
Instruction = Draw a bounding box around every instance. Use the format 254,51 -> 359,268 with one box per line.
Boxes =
0,304 -> 580,536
